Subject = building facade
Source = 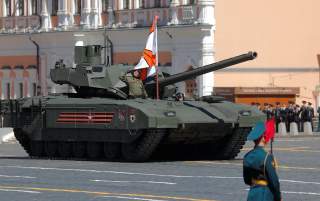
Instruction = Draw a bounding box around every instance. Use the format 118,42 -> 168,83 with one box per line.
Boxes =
214,0 -> 320,108
3,0 -> 317,108
0,0 -> 215,99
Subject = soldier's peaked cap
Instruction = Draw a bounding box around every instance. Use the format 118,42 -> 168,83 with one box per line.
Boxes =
247,121 -> 266,141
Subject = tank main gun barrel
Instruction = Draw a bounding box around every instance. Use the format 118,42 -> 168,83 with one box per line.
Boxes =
152,51 -> 257,88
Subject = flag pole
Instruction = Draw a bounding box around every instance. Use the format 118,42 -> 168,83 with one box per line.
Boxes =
155,16 -> 159,100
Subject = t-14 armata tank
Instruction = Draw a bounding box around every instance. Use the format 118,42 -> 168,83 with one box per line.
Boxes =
0,45 -> 265,162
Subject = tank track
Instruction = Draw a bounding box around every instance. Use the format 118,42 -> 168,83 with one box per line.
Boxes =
122,129 -> 166,162
14,129 -> 166,162
152,127 -> 250,161
213,127 -> 250,160
14,127 -> 249,161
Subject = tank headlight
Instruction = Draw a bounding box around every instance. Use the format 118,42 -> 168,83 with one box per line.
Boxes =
164,111 -> 176,117
239,111 -> 251,116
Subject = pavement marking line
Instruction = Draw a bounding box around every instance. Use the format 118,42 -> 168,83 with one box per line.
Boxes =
0,165 -> 241,179
276,138 -> 320,142
91,179 -> 176,185
280,149 -> 320,153
99,195 -> 167,201
281,191 -> 320,196
245,189 -> 320,196
280,179 -> 320,185
0,174 -> 36,179
0,185 -> 218,201
186,161 -> 243,166
241,147 -> 320,153
188,161 -> 320,172
242,146 -> 311,151
0,188 -> 41,194
279,165 -> 320,171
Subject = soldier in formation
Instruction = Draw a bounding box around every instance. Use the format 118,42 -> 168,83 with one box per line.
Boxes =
286,101 -> 295,132
299,101 -> 314,131
258,100 -> 314,132
243,121 -> 282,201
262,103 -> 274,120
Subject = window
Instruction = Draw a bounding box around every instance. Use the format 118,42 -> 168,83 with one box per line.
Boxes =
139,0 -> 144,8
17,0 -> 24,16
5,0 -> 12,16
123,0 -> 129,9
190,0 -> 195,5
19,83 -> 23,98
74,0 -> 81,14
31,0 -> 38,15
32,83 -> 37,96
6,83 -> 10,100
155,0 -> 161,7
52,0 -> 58,15
102,0 -> 109,12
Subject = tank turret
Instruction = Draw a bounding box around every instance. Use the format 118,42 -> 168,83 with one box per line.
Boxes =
50,45 -> 257,99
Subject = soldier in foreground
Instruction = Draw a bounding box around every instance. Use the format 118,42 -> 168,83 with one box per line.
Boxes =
243,121 -> 282,201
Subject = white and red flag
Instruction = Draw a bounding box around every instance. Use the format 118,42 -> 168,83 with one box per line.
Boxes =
134,16 -> 159,81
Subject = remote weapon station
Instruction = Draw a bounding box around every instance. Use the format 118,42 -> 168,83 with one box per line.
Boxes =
0,45 -> 265,161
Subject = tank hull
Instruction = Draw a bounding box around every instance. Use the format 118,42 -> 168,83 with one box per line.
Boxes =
2,96 -> 265,161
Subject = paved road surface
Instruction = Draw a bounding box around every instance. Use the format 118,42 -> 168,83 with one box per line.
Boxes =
0,137 -> 319,201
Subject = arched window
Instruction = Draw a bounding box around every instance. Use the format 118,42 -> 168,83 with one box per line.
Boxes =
6,83 -> 11,100
155,0 -> 161,8
74,0 -> 81,14
32,83 -> 37,96
5,0 -> 12,16
123,0 -> 129,9
102,0 -> 109,12
31,0 -> 38,15
52,0 -> 58,15
19,83 -> 24,98
17,0 -> 24,16
139,0 -> 144,8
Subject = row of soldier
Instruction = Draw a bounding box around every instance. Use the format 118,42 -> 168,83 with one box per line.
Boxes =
252,101 -> 314,132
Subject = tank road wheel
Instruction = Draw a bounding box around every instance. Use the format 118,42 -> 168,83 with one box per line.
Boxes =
45,141 -> 59,158
72,142 -> 86,158
121,129 -> 166,162
103,142 -> 120,160
213,127 -> 250,160
58,142 -> 73,158
30,141 -> 44,157
87,142 -> 103,159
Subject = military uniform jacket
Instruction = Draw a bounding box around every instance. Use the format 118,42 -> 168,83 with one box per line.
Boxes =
279,108 -> 287,122
243,146 -> 281,201
120,75 -> 148,98
274,108 -> 281,122
286,107 -> 295,123
300,106 -> 308,121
